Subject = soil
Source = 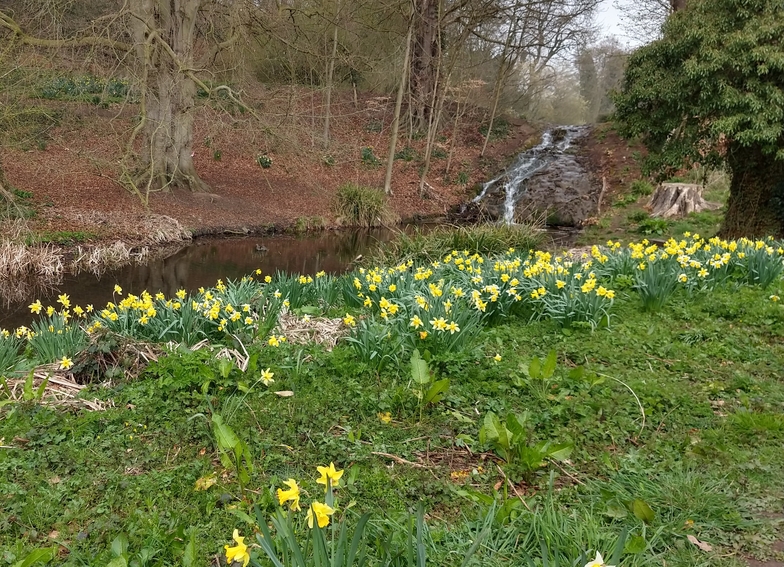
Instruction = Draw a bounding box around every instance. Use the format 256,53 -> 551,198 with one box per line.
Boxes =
1,91 -> 548,246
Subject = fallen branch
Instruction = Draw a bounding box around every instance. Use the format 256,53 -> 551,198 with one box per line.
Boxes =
371,451 -> 430,469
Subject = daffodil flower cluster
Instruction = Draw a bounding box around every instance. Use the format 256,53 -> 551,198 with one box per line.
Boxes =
274,462 -> 343,529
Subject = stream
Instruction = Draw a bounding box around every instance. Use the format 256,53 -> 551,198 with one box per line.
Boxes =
0,228 -> 399,330
471,125 -> 593,225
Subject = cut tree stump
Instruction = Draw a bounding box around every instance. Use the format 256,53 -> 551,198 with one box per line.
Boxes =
648,183 -> 722,218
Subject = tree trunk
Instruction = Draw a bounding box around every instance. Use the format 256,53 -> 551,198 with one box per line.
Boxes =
323,2 -> 340,149
409,0 -> 440,133
384,17 -> 413,195
649,183 -> 721,218
130,0 -> 209,194
721,146 -> 784,238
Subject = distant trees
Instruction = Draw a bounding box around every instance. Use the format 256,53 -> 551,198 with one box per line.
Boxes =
576,38 -> 627,122
1,0 -> 608,200
613,0 -> 784,237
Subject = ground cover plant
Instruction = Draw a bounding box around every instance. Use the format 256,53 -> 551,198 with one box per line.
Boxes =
2,233 -> 784,566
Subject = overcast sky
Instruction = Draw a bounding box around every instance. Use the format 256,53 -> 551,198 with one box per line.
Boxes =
596,1 -> 624,37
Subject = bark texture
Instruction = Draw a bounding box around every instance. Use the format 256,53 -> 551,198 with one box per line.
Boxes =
409,0 -> 440,133
130,0 -> 209,193
649,183 -> 721,218
721,146 -> 784,238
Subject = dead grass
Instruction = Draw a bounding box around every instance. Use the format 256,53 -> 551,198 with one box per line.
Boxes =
275,310 -> 347,350
2,368 -> 112,411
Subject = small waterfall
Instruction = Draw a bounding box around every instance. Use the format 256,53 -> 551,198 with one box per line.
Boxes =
473,126 -> 587,224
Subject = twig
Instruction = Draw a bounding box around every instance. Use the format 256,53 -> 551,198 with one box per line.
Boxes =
371,451 -> 429,469
495,465 -> 531,511
596,371 -> 646,437
548,459 -> 586,486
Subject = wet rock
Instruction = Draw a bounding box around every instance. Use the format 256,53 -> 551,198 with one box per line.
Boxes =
468,126 -> 600,227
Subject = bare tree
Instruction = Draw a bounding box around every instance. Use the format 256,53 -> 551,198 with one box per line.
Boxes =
613,0 -> 672,42
1,1 -> 248,203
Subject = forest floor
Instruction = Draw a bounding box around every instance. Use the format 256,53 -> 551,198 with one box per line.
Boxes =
1,89 -> 640,247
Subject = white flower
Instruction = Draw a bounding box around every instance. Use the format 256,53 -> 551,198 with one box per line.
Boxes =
584,552 -> 613,567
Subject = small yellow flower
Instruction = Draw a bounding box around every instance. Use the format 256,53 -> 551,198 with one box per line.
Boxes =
224,529 -> 250,567
306,502 -> 336,529
317,462 -> 344,488
176,289 -> 187,299
678,273 -> 688,283
114,285 -> 122,295
276,478 -> 301,511
410,315 -> 423,329
265,275 -> 272,283
29,300 -> 42,314
343,314 -> 357,327
59,356 -> 74,370
770,295 -> 780,302
378,411 -> 392,423
419,331 -> 428,340
261,368 -> 275,386
494,353 -> 502,362
556,280 -> 566,289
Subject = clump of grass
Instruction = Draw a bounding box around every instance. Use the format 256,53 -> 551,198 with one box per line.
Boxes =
333,183 -> 395,227
630,179 -> 654,197
370,222 -> 543,264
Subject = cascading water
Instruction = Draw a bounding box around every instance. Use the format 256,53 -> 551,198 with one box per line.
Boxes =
473,126 -> 588,224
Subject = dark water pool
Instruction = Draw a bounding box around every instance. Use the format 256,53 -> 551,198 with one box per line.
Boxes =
0,228 -> 399,330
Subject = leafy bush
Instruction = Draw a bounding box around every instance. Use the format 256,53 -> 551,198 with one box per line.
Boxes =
333,183 -> 394,227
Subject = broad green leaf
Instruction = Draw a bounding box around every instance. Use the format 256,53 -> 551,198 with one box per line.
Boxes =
410,350 -> 430,384
528,357 -> 541,379
35,374 -> 50,401
12,548 -> 55,567
546,442 -> 573,461
423,379 -> 449,405
111,534 -> 129,558
541,349 -> 557,379
631,499 -> 655,524
624,534 -> 647,554
568,366 -> 585,380
505,412 -> 527,439
22,370 -> 34,401
211,414 -> 239,451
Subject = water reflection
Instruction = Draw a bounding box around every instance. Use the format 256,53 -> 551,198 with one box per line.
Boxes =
0,229 -> 397,330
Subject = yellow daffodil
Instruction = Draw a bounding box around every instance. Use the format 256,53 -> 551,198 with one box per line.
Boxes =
419,331 -> 428,340
224,529 -> 250,567
306,501 -> 335,529
316,462 -> 344,488
584,551 -> 613,567
378,411 -> 392,423
410,315 -> 423,329
494,353 -> 502,362
59,356 -> 74,370
343,314 -> 356,327
29,300 -> 42,314
261,368 -> 274,386
113,285 -> 122,295
276,478 -> 301,511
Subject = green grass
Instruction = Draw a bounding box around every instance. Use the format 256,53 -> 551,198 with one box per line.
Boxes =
24,230 -> 95,245
333,183 -> 394,227
2,259 -> 784,566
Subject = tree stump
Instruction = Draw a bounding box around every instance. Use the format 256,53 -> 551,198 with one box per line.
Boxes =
649,183 -> 722,218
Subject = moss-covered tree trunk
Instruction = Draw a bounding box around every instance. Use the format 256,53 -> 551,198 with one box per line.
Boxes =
129,0 -> 209,194
721,146 -> 784,238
